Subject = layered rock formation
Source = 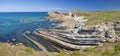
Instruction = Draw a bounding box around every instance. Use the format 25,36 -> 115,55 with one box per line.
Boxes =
47,11 -> 119,43
26,11 -> 120,50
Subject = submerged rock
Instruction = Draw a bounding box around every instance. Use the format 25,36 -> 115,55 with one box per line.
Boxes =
20,19 -> 30,23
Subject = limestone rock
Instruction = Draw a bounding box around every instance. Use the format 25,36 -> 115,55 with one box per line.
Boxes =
95,23 -> 118,42
47,11 -> 69,21
57,19 -> 75,29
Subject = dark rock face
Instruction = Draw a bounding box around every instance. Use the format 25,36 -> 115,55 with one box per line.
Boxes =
114,21 -> 120,39
114,21 -> 120,31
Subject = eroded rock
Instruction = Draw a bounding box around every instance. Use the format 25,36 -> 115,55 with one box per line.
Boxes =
95,22 -> 118,42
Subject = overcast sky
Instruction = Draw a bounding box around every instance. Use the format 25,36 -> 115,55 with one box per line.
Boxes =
0,0 -> 120,12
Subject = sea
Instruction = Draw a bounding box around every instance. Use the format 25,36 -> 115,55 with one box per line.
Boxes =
0,12 -> 57,50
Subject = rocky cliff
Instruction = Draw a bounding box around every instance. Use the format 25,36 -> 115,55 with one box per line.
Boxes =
47,12 -> 76,29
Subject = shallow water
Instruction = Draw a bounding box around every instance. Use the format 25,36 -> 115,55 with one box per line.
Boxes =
0,12 -> 57,50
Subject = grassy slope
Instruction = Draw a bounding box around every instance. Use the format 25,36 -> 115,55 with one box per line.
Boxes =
0,43 -> 46,56
72,11 -> 120,26
56,41 -> 120,56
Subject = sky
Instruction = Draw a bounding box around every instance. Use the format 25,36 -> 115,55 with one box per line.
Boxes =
0,0 -> 120,12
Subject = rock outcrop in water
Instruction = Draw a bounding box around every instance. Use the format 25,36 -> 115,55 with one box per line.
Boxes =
20,19 -> 30,23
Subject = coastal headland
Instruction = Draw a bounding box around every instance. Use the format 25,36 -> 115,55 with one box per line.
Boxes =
0,11 -> 120,56
23,11 -> 120,56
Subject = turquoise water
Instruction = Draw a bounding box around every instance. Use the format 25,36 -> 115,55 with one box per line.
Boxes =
0,12 -> 57,50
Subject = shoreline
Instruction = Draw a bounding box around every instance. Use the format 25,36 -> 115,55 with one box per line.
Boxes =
27,11 -> 120,51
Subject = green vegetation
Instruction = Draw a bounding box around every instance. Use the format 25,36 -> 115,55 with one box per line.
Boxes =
115,32 -> 120,35
115,43 -> 120,53
24,47 -> 33,54
112,41 -> 120,56
72,11 -> 120,26
101,49 -> 113,56
56,51 -> 84,56
72,51 -> 84,56
56,51 -> 67,56
83,47 -> 95,52
0,43 -> 43,56
57,41 -> 120,56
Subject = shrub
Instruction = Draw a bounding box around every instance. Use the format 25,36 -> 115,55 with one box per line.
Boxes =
111,43 -> 120,56
101,49 -> 113,56
24,47 -> 33,54
72,51 -> 84,56
115,43 -> 120,52
56,51 -> 67,56
83,47 -> 95,52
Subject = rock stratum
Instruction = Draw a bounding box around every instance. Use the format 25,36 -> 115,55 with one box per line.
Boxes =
46,11 -> 120,43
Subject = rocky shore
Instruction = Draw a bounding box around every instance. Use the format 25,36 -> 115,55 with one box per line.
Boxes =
23,11 -> 120,52
7,11 -> 119,56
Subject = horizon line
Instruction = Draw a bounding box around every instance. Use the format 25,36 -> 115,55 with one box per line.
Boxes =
0,10 -> 119,12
